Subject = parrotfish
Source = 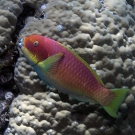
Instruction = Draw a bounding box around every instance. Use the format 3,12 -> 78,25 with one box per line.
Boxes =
18,34 -> 130,118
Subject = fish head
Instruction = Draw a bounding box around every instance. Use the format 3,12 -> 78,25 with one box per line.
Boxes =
18,34 -> 49,65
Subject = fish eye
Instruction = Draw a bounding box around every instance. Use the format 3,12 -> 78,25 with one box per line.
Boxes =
34,41 -> 38,46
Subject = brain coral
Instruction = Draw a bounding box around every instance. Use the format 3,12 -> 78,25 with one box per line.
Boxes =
5,0 -> 135,134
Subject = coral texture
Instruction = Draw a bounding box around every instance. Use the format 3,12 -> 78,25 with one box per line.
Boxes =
4,92 -> 135,135
6,0 -> 135,135
5,92 -> 135,135
17,0 -> 135,93
0,90 -> 14,134
14,51 -> 46,94
0,0 -> 22,133
0,0 -> 22,55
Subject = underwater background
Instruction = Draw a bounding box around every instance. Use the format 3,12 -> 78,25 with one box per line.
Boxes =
0,0 -> 135,135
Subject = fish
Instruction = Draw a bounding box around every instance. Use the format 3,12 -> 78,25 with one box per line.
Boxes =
18,34 -> 130,118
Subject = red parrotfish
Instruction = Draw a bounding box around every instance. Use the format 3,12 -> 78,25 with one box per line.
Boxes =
18,34 -> 130,118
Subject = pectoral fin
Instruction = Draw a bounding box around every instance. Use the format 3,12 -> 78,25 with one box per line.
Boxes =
38,52 -> 64,75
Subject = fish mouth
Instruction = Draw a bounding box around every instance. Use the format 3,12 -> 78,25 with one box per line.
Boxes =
18,38 -> 24,48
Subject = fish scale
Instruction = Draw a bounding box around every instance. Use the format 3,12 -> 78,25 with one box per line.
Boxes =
50,41 -> 103,96
19,34 -> 130,118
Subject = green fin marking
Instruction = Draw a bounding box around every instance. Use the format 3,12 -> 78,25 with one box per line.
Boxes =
38,52 -> 64,75
103,88 -> 130,118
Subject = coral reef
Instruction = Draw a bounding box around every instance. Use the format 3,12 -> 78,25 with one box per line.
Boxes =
17,0 -> 135,92
0,0 -> 22,133
0,89 -> 15,134
14,52 -> 46,94
4,0 -> 135,135
0,0 -> 22,55
4,92 -> 135,135
0,0 -> 22,90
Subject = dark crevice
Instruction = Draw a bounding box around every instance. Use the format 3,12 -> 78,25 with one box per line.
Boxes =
0,3 -> 36,134
11,3 -> 36,42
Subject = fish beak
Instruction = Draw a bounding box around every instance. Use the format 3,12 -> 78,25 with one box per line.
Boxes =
18,38 -> 24,48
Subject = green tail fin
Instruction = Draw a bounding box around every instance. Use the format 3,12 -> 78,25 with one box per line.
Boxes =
103,88 -> 130,118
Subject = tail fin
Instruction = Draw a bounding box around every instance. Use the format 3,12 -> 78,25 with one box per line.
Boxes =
103,88 -> 130,118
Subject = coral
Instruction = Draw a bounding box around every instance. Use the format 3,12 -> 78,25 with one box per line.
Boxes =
17,0 -> 135,92
0,0 -> 22,133
5,92 -> 135,135
5,0 -> 135,134
14,53 -> 46,94
0,0 -> 22,55
0,89 -> 14,134
0,0 -> 22,94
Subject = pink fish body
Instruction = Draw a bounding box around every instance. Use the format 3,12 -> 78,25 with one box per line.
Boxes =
18,34 -> 129,118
